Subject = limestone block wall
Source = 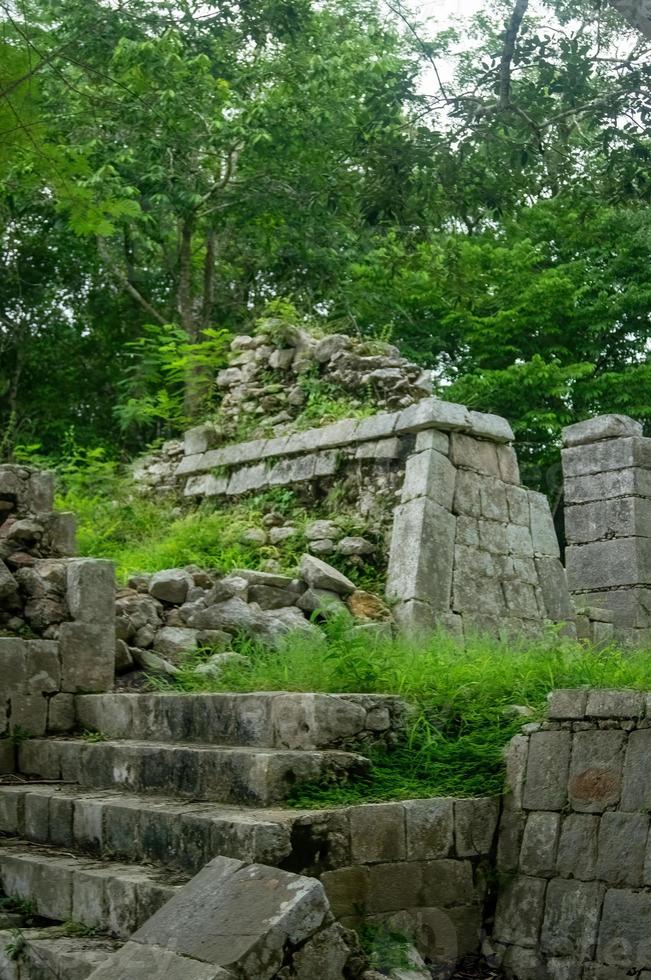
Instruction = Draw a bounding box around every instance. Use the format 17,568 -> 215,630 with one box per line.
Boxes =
385,409 -> 568,635
174,399 -> 569,637
0,465 -> 116,773
492,688 -> 651,979
562,414 -> 651,645
317,795 -> 500,967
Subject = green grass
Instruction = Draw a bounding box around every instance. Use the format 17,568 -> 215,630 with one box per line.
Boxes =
58,479 -> 386,589
160,619 -> 651,806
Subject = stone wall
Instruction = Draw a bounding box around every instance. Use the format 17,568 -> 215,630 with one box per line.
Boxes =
491,687 -> 651,979
0,465 -> 116,774
174,399 -> 569,639
320,795 -> 500,968
562,414 -> 651,646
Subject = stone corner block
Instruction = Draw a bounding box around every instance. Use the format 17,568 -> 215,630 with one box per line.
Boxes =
59,621 -> 115,693
562,414 -> 642,448
66,559 -> 116,625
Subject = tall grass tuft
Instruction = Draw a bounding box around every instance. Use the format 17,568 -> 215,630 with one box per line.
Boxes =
164,619 -> 651,806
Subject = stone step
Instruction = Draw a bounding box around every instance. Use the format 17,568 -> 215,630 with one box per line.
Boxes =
0,839 -> 185,938
0,927 -> 120,980
74,691 -> 405,750
0,784 -> 313,876
17,738 -> 370,806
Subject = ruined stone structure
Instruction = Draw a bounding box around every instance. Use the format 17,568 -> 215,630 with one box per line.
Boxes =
174,398 -> 568,638
2,406 -> 651,976
562,414 -> 651,646
492,688 -> 651,979
0,467 -> 115,775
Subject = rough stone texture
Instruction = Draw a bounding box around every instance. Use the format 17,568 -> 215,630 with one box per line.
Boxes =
494,689 -> 651,980
562,415 -> 651,643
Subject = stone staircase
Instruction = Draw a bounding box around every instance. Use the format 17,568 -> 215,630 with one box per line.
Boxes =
0,692 -> 402,978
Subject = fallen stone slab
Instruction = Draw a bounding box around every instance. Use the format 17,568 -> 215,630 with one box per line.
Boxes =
88,857 -> 359,979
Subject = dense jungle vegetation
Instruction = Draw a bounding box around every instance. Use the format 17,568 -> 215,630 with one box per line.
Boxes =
1,0 -> 650,492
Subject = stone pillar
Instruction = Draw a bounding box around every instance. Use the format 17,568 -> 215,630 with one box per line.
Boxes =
562,414 -> 651,643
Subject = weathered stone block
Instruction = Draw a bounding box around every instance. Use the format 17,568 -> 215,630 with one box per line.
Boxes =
562,415 -> 643,447
586,689 -> 645,719
350,803 -> 406,864
562,437 -> 651,478
467,411 -> 514,444
321,865 -> 369,918
503,580 -> 539,618
480,479 -> 509,523
401,450 -> 456,508
387,497 -> 456,608
396,398 -> 471,434
354,412 -> 399,443
10,694 -> 47,736
577,588 -> 651,629
548,689 -> 588,720
497,445 -> 521,484
354,437 -> 402,460
505,485 -> 530,525
595,812 -> 648,886
419,858 -> 476,908
565,468 -> 651,504
87,941 -> 229,979
454,797 -> 500,857
66,559 -> 115,624
404,798 -> 454,860
523,731 -> 571,811
59,621 -> 115,693
25,641 -> 60,694
556,814 -> 599,881
569,730 -> 625,813
450,434 -> 501,477
453,469 -> 483,517
565,496 -> 651,545
621,728 -> 651,811
493,875 -> 547,947
133,857 -> 331,976
567,538 -> 651,591
535,558 -> 572,621
415,429 -> 450,454
366,861 -> 423,913
597,888 -> 651,969
520,812 -> 560,878
47,693 -> 75,732
541,878 -> 604,958
528,491 -> 560,557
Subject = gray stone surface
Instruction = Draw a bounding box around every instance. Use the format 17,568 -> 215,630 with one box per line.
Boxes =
535,558 -> 572,620
569,730 -> 625,813
556,814 -> 599,882
564,497 -> 651,545
401,449 -> 456,508
562,414 -> 643,447
562,437 -> 651,477
523,731 -> 571,811
396,398 -> 471,434
454,798 -> 500,857
540,879 -> 604,958
586,689 -> 645,718
387,497 -> 456,608
548,688 -> 588,720
404,798 -> 454,860
59,621 -> 115,693
520,812 -> 560,878
567,537 -> 651,591
528,492 -> 560,557
466,411 -> 514,444
132,857 -> 332,976
597,888 -> 651,969
299,555 -> 355,595
595,812 -> 648,886
493,875 -> 547,947
621,728 -> 651,810
149,568 -> 194,604
565,467 -> 651,504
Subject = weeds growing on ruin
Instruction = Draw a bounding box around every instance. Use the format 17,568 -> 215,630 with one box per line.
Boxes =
164,619 -> 651,805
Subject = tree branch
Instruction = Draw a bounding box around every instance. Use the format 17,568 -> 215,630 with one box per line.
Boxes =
499,0 -> 530,110
96,238 -> 167,325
